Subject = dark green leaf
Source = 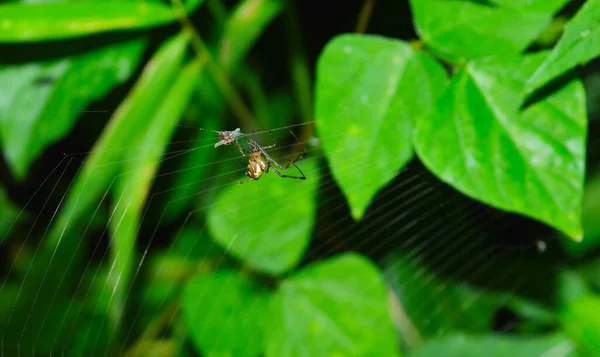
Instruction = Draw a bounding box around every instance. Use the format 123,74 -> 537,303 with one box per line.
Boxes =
107,58 -> 202,333
207,159 -> 318,275
528,0 -> 600,91
0,0 -> 204,42
45,33 -> 189,253
414,53 -> 587,239
0,34 -> 190,354
0,186 -> 23,244
562,296 -> 600,356
410,333 -> 577,357
218,0 -> 286,72
315,34 -> 448,219
0,37 -> 147,178
409,0 -> 569,63
265,253 -> 400,357
182,271 -> 269,357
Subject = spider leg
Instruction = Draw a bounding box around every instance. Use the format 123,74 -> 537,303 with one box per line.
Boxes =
228,175 -> 251,185
270,163 -> 306,180
260,129 -> 277,150
234,141 -> 251,157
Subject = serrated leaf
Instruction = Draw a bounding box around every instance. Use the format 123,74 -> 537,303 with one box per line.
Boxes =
265,253 -> 400,357
0,0 -> 204,42
182,271 -> 269,357
0,37 -> 147,178
562,296 -> 600,356
218,0 -> 286,72
414,52 -> 587,240
411,333 -> 577,357
107,58 -> 202,333
528,0 -> 600,91
409,0 -> 569,63
207,158 -> 318,275
315,34 -> 448,220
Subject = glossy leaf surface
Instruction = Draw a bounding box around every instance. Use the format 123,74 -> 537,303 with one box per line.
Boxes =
528,0 -> 600,91
315,34 -> 448,220
414,53 -> 587,239
265,253 -> 400,357
409,0 -> 569,63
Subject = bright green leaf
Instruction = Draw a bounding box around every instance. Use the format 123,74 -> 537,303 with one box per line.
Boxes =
265,253 -> 400,357
0,0 -> 204,42
411,333 -> 577,357
107,58 -> 202,334
182,271 -> 269,357
409,0 -> 569,63
218,0 -> 286,72
0,37 -> 147,178
562,296 -> 600,356
207,158 -> 318,275
315,34 -> 448,220
528,0 -> 600,91
414,53 -> 587,240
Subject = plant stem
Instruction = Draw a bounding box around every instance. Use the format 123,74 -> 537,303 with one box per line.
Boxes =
355,0 -> 375,34
284,4 -> 315,153
171,0 -> 257,128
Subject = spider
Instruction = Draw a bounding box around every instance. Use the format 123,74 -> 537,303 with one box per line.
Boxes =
232,132 -> 307,184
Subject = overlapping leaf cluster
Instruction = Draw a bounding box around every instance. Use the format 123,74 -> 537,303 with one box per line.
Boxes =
1,0 -> 600,356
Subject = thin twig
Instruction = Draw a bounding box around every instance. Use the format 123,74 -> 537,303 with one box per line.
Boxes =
122,300 -> 181,357
355,0 -> 375,34
284,4 -> 315,155
171,0 -> 256,128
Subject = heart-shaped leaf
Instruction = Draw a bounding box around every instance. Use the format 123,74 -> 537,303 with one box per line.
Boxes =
409,0 -> 569,63
528,0 -> 600,91
208,158 -> 318,275
315,34 -> 448,220
265,253 -> 400,357
182,271 -> 269,357
0,37 -> 147,178
414,53 -> 587,240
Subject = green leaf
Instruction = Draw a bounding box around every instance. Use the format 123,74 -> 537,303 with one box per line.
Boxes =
409,0 -> 569,63
218,0 -> 286,72
265,253 -> 400,357
107,58 -> 202,334
0,186 -> 23,244
413,52 -> 587,240
0,37 -> 147,178
410,333 -> 577,357
182,271 -> 269,357
562,296 -> 600,356
528,0 -> 600,91
560,169 -> 600,256
0,0 -> 204,42
315,34 -> 448,219
207,158 -> 318,275
45,33 -> 189,253
0,34 -> 189,354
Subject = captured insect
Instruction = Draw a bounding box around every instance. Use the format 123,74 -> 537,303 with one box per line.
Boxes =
233,133 -> 307,184
201,126 -> 308,183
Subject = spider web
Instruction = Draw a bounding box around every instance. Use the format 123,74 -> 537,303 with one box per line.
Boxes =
0,109 -> 592,357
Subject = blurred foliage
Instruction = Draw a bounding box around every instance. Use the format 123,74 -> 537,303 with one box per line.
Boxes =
0,0 -> 600,356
